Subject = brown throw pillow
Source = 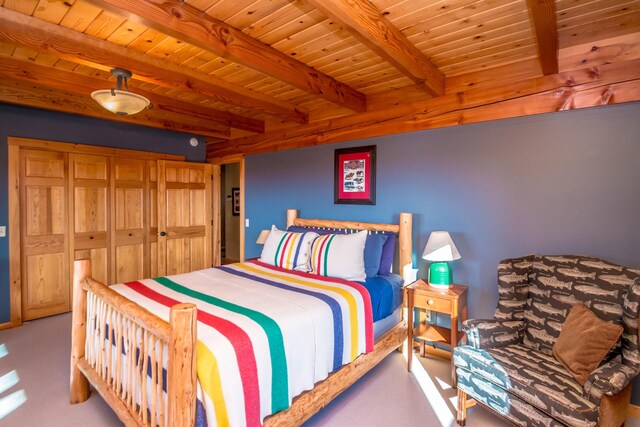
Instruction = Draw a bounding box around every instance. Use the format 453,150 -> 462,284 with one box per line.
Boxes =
553,303 -> 623,385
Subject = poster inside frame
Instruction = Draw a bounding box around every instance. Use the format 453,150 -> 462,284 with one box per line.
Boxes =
232,187 -> 240,215
334,145 -> 376,205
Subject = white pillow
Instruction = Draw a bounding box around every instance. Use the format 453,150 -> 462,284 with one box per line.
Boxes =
259,226 -> 318,271
309,230 -> 367,281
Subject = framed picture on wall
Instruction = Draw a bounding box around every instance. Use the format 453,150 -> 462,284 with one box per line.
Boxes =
232,187 -> 240,216
334,145 -> 376,205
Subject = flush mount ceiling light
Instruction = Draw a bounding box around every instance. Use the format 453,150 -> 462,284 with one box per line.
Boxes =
91,68 -> 151,116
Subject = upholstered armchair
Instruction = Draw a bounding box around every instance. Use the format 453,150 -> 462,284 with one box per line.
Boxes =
453,255 -> 640,427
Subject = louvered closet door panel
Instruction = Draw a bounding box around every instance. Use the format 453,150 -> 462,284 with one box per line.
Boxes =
20,149 -> 70,320
111,158 -> 147,283
71,154 -> 110,285
158,161 -> 212,276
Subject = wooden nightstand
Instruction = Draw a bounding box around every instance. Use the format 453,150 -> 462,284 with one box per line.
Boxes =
406,279 -> 468,388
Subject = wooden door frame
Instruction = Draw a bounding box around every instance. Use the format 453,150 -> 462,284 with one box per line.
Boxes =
209,155 -> 245,263
7,143 -> 20,328
6,137 -> 184,328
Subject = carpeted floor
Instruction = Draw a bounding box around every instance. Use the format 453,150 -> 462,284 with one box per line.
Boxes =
0,313 -> 637,426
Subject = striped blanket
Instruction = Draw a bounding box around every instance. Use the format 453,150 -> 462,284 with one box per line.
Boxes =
110,260 -> 374,427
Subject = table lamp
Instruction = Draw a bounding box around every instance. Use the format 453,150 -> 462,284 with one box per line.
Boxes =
422,231 -> 461,289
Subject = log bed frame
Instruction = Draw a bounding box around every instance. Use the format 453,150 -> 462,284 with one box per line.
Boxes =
70,209 -> 413,426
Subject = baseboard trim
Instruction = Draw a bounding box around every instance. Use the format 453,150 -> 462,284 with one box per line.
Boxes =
0,321 -> 13,331
629,404 -> 640,419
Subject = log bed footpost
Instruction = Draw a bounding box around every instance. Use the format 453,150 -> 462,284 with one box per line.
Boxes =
70,259 -> 91,404
167,303 -> 198,427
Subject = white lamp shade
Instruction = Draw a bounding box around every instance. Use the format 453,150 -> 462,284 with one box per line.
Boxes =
256,229 -> 270,245
91,89 -> 150,116
422,231 -> 461,261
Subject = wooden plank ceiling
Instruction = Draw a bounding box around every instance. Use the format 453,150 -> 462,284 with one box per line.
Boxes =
0,0 -> 638,160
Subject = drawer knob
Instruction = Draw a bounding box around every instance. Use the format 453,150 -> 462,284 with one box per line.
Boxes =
427,299 -> 434,305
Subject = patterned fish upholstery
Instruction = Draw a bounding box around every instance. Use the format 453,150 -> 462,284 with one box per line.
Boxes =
460,256 -> 533,350
584,357 -> 637,404
621,282 -> 640,372
455,255 -> 640,426
582,280 -> 640,403
494,256 -> 534,321
522,255 -> 639,359
462,319 -> 525,349
455,344 -> 600,426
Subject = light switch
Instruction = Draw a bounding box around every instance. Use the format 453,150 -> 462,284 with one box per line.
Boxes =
0,226 -> 6,237
245,218 -> 250,227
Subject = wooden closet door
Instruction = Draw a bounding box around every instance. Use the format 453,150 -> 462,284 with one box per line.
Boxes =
157,161 -> 212,276
111,158 -> 147,283
148,161 -> 159,278
20,149 -> 69,320
71,154 -> 110,285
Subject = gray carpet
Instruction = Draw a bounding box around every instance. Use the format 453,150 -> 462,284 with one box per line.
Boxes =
0,313 -> 637,426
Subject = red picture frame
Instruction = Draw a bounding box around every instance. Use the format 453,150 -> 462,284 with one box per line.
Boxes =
334,145 -> 376,205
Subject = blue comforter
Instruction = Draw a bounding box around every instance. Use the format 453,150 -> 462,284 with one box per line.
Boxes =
359,273 -> 404,321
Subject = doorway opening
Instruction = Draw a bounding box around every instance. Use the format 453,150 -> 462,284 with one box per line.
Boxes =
220,162 -> 242,264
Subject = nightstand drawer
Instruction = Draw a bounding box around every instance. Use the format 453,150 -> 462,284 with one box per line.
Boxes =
413,293 -> 451,314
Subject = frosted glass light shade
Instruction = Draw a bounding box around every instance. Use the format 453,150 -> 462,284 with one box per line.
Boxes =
91,89 -> 150,116
256,230 -> 270,245
422,231 -> 461,261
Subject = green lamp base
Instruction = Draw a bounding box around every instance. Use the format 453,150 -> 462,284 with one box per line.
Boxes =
428,261 -> 453,289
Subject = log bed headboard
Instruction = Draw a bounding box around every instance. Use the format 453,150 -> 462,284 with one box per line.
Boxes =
286,209 -> 413,282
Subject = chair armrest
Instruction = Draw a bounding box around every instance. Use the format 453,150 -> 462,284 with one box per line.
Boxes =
583,358 -> 638,404
462,319 -> 525,349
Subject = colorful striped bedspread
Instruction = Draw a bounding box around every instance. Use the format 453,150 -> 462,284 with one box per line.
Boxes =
110,260 -> 374,427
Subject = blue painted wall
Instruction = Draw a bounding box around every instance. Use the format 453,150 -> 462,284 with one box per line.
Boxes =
0,103 -> 206,323
245,102 -> 640,401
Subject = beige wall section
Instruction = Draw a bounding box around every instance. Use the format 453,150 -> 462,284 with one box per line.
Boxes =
223,163 -> 241,261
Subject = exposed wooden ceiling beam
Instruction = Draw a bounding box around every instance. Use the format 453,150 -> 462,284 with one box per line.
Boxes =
1,78 -> 232,139
0,7 -> 307,123
526,0 -> 558,75
208,59 -> 640,159
305,0 -> 444,97
84,0 -> 367,113
366,59 -> 544,110
0,55 -> 267,136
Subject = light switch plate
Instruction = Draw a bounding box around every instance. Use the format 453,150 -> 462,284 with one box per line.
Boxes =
245,218 -> 250,227
0,226 -> 6,237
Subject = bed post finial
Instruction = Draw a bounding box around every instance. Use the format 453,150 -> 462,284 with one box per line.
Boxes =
70,259 -> 91,404
287,209 -> 298,228
398,213 -> 413,283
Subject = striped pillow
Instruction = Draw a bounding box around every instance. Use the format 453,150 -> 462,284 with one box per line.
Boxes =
310,230 -> 367,281
259,226 -> 318,271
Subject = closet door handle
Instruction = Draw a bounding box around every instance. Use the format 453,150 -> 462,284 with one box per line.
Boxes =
159,231 -> 167,237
